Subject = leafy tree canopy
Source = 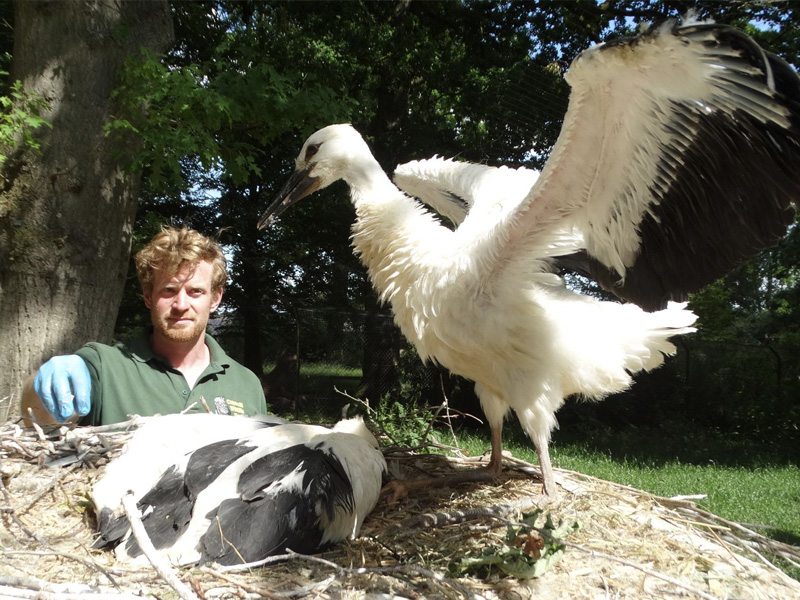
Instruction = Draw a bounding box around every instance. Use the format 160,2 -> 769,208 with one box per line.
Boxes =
107,0 -> 800,377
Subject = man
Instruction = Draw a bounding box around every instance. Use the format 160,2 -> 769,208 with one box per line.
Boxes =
22,226 -> 267,426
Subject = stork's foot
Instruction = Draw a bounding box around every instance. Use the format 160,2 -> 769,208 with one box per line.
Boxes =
537,486 -> 560,506
381,465 -> 503,503
521,465 -> 560,504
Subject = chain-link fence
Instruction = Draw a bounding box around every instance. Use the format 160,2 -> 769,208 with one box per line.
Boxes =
256,309 -> 443,417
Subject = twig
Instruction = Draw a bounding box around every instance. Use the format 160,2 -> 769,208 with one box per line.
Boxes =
121,492 -> 200,600
676,505 -> 800,567
198,396 -> 213,413
438,376 -> 464,452
283,550 -> 487,600
0,550 -> 120,588
215,550 -> 487,600
203,566 -> 332,599
17,461 -> 81,515
739,542 -> 800,588
0,474 -> 53,547
28,414 -> 47,442
0,575 -> 152,600
212,553 -> 293,573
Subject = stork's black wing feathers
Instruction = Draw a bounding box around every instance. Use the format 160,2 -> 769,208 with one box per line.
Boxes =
625,25 -> 798,308
184,438 -> 260,499
601,26 -> 800,309
199,443 -> 355,566
118,439 -> 260,559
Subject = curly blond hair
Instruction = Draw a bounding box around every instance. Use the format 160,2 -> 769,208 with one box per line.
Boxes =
135,227 -> 227,295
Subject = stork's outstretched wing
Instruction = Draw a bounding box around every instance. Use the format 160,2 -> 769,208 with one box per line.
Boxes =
394,157 -> 586,265
447,19 -> 800,310
394,157 -> 538,226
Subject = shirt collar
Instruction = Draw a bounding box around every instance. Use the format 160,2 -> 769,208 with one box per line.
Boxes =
128,327 -> 232,372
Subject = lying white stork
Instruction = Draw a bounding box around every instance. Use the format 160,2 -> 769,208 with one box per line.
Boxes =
93,416 -> 386,566
257,19 -> 800,499
92,413 -> 287,535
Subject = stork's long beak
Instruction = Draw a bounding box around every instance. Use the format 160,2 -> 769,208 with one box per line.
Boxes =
257,166 -> 321,229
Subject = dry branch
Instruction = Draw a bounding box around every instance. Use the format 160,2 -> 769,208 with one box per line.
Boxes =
121,492 -> 200,600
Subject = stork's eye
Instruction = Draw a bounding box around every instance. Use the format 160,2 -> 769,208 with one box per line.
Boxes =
305,144 -> 320,160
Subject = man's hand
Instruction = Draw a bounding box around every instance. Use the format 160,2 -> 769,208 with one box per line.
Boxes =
33,355 -> 91,422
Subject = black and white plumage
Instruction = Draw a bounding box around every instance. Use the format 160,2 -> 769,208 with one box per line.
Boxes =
93,415 -> 386,566
92,413 -> 287,533
257,19 -> 800,498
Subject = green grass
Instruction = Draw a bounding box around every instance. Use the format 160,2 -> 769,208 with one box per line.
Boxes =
453,423 -> 800,550
298,362 -> 361,378
264,362 -> 363,409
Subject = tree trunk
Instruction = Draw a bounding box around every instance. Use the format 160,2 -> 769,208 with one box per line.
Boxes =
0,0 -> 173,419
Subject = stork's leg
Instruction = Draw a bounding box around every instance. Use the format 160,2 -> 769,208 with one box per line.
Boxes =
535,437 -> 558,500
486,421 -> 505,475
515,398 -> 560,500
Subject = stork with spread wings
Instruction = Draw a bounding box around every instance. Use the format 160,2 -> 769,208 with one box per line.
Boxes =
259,18 -> 800,499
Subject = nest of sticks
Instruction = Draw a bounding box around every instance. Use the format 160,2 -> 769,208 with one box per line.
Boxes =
1,416 -> 799,600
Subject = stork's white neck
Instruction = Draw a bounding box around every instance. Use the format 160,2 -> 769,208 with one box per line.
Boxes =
346,158 -> 461,349
344,157 -> 398,202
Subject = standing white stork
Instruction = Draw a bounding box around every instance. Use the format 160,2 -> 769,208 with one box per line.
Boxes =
257,19 -> 800,499
93,416 -> 386,566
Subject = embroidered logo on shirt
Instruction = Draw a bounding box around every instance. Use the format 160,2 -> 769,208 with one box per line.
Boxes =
213,397 -> 231,415
213,397 -> 245,416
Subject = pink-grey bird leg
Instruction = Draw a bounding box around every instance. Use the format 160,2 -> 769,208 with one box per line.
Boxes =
381,424 -> 558,502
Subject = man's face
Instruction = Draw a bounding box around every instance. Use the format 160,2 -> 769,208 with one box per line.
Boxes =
144,260 -> 222,345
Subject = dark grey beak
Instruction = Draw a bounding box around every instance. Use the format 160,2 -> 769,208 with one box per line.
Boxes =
257,166 -> 321,229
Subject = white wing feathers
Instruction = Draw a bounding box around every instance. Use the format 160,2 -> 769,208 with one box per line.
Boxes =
394,157 -> 539,226
395,19 -> 800,310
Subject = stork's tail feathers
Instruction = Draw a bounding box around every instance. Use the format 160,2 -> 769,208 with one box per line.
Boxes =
636,301 -> 697,371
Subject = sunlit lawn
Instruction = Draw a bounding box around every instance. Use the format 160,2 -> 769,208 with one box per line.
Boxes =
454,424 -> 800,550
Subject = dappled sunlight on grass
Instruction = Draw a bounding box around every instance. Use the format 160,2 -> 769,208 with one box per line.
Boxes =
446,422 -> 800,549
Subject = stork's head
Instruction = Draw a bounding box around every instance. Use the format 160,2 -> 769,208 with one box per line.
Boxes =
332,416 -> 380,449
257,124 -> 367,229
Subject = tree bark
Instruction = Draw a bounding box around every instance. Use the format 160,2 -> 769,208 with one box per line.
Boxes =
0,0 -> 173,419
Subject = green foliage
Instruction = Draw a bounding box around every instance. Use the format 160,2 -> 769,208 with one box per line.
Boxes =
395,346 -> 443,404
0,75 -> 51,164
449,509 -> 581,579
371,395 -> 439,449
106,4 -> 357,191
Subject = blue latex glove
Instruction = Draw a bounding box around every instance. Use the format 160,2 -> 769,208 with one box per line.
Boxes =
33,355 -> 91,422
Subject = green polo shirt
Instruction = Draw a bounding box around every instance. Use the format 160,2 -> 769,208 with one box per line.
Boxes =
76,328 -> 267,426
